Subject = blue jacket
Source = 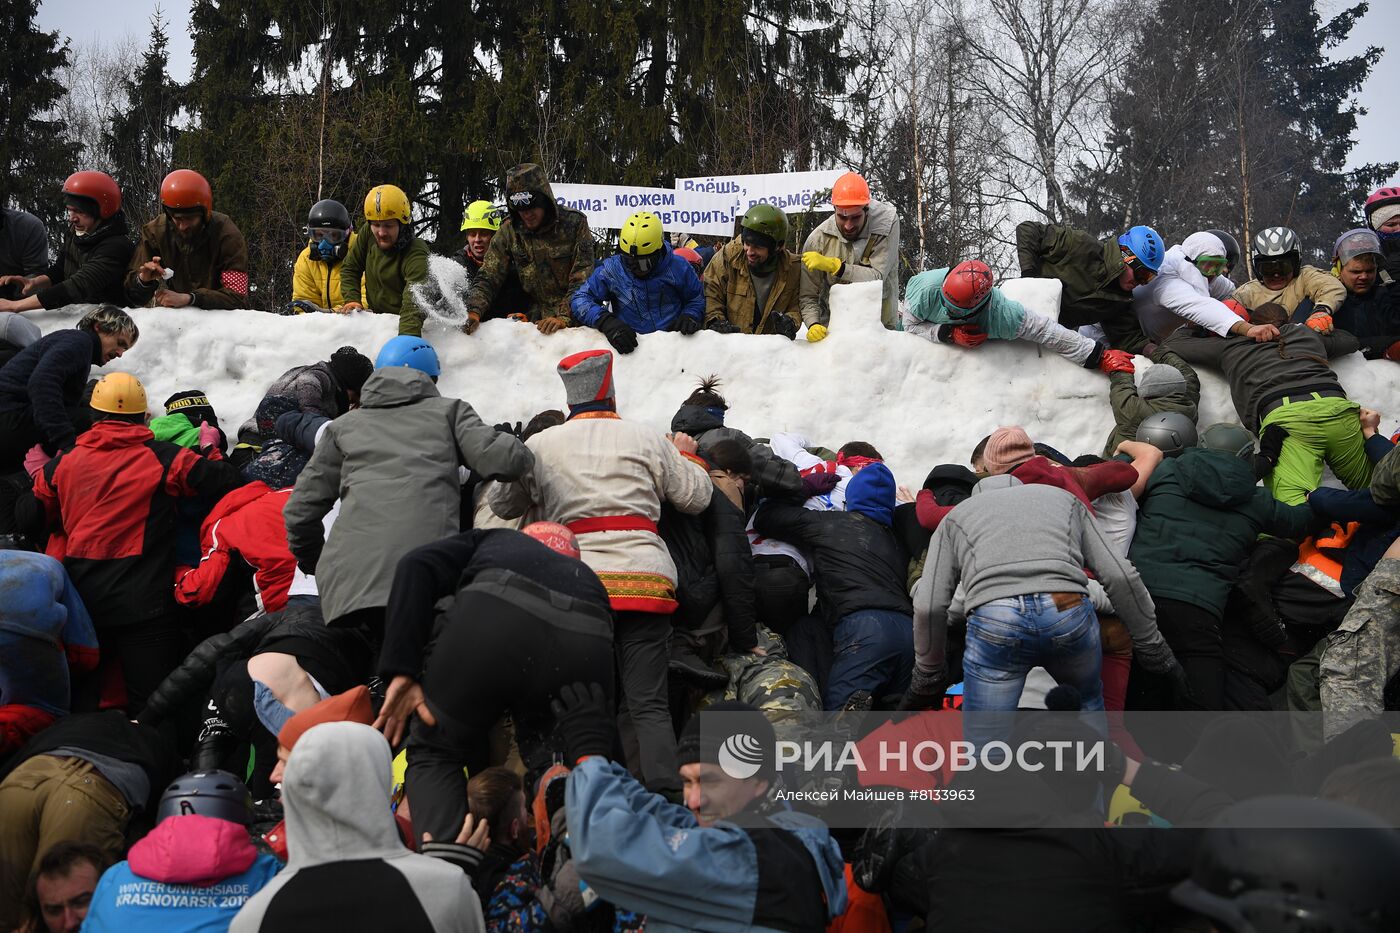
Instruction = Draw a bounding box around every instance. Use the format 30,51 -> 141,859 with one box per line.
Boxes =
0,550 -> 98,716
571,246 -> 704,334
566,757 -> 847,932
0,328 -> 102,452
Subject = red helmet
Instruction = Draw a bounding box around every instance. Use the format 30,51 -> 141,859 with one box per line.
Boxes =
942,260 -> 994,312
63,171 -> 122,219
674,246 -> 702,266
1365,186 -> 1400,229
161,169 -> 213,219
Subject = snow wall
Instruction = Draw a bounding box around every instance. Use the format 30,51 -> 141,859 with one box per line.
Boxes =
24,278 -> 1400,487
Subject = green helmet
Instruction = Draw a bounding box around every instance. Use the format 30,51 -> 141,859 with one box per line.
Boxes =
1199,422 -> 1256,460
740,202 -> 789,245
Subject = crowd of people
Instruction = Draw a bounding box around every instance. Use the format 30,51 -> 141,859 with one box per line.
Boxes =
0,163 -> 1399,932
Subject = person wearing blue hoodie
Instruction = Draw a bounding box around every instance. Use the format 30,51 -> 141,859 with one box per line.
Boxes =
752,462 -> 914,710
83,770 -> 281,932
554,689 -> 848,932
570,211 -> 704,354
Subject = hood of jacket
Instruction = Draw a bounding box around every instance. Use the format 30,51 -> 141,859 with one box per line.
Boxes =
74,211 -> 130,252
1097,238 -> 1129,290
972,473 -> 1023,495
282,721 -> 405,868
127,813 -> 258,886
1157,242 -> 1215,297
1171,447 -> 1258,508
505,163 -> 558,229
77,418 -> 155,451
812,198 -> 898,242
358,366 -> 441,409
670,403 -> 725,437
846,462 -> 895,526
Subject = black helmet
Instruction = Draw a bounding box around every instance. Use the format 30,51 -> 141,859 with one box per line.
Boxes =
1172,796 -> 1400,932
156,770 -> 254,825
307,198 -> 352,231
1136,411 -> 1198,456
1204,229 -> 1241,275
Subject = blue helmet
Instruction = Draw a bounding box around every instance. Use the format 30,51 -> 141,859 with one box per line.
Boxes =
375,335 -> 440,378
1118,225 -> 1166,272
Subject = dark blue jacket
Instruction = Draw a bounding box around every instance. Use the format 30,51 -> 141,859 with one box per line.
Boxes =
571,245 -> 704,333
1334,282 -> 1400,358
0,328 -> 100,451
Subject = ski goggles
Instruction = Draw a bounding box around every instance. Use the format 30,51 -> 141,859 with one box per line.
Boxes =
1254,257 -> 1295,278
1192,255 -> 1229,277
1121,249 -> 1157,284
308,226 -> 349,244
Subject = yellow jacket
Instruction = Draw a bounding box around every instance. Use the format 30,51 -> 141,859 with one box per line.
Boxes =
292,233 -> 362,308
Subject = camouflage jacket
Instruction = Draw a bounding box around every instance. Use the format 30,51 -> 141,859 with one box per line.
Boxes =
466,164 -> 594,323
1319,557 -> 1400,739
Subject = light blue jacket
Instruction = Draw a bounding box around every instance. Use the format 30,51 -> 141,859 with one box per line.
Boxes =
903,267 -> 1028,339
570,245 -> 704,334
565,757 -> 847,932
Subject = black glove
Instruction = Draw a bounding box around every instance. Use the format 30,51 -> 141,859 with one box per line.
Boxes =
1254,423 -> 1289,479
936,324 -> 954,344
896,688 -> 944,712
1167,663 -> 1200,709
706,318 -> 741,334
550,682 -> 616,764
596,313 -> 638,354
1099,739 -> 1128,792
675,315 -> 701,335
493,421 -> 524,439
763,313 -> 799,340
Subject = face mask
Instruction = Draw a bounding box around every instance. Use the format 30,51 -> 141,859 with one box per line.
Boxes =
315,238 -> 338,260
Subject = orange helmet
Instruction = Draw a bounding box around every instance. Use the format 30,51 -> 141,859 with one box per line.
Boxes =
831,171 -> 871,209
160,169 -> 213,219
63,171 -> 122,219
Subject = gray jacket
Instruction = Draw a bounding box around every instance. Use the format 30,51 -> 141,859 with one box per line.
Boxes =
283,367 -> 532,623
912,476 -> 1174,682
1164,324 -> 1358,432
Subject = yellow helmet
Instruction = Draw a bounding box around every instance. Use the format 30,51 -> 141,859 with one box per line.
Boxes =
90,372 -> 148,415
619,211 -> 664,257
460,200 -> 502,233
364,184 -> 411,224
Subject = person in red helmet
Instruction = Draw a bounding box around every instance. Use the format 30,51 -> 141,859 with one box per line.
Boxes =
0,172 -> 134,313
902,260 -> 1134,374
373,522 -> 615,844
1364,185 -> 1400,281
124,169 -> 250,309
674,246 -> 704,280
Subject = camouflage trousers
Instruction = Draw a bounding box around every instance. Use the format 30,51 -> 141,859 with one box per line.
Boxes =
1319,558 -> 1400,740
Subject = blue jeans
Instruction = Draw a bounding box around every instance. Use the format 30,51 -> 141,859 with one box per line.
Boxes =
962,595 -> 1104,748
824,609 -> 914,709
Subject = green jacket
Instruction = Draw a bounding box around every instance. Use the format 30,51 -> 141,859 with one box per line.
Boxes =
1102,349 -> 1201,455
466,163 -> 594,324
124,211 -> 250,310
1016,221 -> 1132,330
339,226 -> 431,336
1129,448 -> 1315,617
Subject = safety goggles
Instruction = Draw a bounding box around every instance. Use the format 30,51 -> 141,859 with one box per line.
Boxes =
1254,257 -> 1294,278
308,227 -> 349,244
1121,249 -> 1156,284
1193,255 -> 1229,278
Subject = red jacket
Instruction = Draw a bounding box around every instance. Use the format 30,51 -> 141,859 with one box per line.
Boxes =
175,482 -> 298,613
32,419 -> 242,628
916,457 -> 1138,531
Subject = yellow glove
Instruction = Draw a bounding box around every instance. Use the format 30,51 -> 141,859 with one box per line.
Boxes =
806,323 -> 828,343
802,252 -> 843,276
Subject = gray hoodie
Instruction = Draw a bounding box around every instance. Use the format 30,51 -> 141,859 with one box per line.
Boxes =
231,722 -> 483,931
912,476 -> 1175,682
284,366 -> 533,623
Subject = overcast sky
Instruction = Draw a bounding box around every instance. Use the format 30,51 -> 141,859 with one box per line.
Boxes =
35,0 -> 1398,182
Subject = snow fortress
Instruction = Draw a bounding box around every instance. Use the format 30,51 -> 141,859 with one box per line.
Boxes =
23,279 -> 1400,486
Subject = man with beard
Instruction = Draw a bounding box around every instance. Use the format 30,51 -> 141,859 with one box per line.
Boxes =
703,203 -> 802,338
124,169 -> 250,309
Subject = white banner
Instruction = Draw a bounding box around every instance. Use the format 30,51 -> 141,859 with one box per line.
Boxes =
674,170 -> 843,214
552,183 -> 736,237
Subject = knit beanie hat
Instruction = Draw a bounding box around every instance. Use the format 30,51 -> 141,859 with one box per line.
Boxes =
845,462 -> 896,526
327,346 -> 373,393
557,350 -> 616,413
277,685 -> 373,751
164,390 -> 218,428
677,700 -> 777,786
982,426 -> 1036,475
1368,203 -> 1400,231
1138,363 -> 1187,400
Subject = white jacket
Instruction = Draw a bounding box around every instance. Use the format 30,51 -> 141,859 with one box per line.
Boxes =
1133,233 -> 1240,341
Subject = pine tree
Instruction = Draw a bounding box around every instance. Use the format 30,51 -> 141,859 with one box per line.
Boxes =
104,12 -> 180,228
0,0 -> 75,238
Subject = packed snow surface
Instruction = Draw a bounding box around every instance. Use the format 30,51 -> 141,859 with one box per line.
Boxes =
25,276 -> 1399,486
